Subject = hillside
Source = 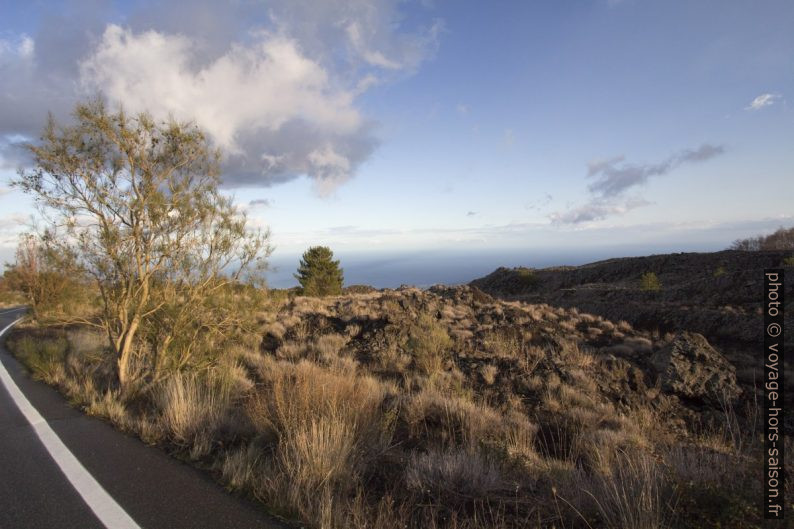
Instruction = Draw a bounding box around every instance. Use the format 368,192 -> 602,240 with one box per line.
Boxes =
471,250 -> 792,393
7,281 -> 777,528
470,250 -> 792,346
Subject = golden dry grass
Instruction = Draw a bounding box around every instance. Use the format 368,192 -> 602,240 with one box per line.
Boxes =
5,286 -> 772,529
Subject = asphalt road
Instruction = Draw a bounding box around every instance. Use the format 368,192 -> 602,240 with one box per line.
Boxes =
0,307 -> 286,529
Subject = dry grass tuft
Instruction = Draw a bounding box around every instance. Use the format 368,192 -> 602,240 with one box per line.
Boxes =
155,371 -> 232,458
584,449 -> 677,529
406,313 -> 452,375
6,283 -> 767,529
406,448 -> 507,504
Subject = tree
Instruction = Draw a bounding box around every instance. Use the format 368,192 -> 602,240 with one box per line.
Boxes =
294,246 -> 344,296
729,226 -> 794,251
640,271 -> 661,292
14,100 -> 271,390
3,233 -> 84,318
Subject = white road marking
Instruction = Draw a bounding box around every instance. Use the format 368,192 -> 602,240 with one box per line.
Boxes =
0,307 -> 27,315
0,317 -> 142,529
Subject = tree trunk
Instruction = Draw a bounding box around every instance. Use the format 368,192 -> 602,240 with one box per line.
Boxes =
116,317 -> 140,391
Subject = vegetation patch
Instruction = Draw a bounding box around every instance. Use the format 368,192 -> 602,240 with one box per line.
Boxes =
5,284 -> 775,529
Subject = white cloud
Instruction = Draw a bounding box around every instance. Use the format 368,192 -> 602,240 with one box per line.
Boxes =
0,213 -> 29,249
0,35 -> 34,60
746,93 -> 781,111
346,21 -> 402,69
0,1 -> 443,195
0,213 -> 27,229
307,144 -> 353,196
80,25 -> 363,154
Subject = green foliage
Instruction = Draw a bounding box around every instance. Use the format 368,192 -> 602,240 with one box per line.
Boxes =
515,267 -> 539,289
713,266 -> 727,278
783,256 -> 794,267
143,279 -> 267,373
294,246 -> 344,297
640,271 -> 662,292
11,334 -> 68,382
0,276 -> 26,306
13,99 -> 272,388
3,233 -> 90,319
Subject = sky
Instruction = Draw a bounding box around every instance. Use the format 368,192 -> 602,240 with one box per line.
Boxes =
1,0 -> 793,286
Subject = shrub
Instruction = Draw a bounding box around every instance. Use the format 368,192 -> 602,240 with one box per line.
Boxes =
640,272 -> 661,292
406,313 -> 451,375
155,371 -> 233,458
516,267 -> 539,289
729,226 -> 794,251
245,360 -> 392,524
3,234 -> 90,319
713,266 -> 726,277
14,100 -> 272,391
783,256 -> 794,267
405,448 -> 506,506
294,246 -> 344,297
12,334 -> 69,383
584,449 -> 677,529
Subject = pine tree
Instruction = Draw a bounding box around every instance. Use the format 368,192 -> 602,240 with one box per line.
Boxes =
294,246 -> 344,296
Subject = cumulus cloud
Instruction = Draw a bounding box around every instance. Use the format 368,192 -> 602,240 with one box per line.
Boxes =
0,2 -> 112,144
248,199 -> 272,208
0,0 -> 442,195
553,144 -> 725,224
746,93 -> 781,111
466,211 -> 477,217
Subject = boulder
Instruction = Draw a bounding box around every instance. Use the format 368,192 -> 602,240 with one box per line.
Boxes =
650,332 -> 740,405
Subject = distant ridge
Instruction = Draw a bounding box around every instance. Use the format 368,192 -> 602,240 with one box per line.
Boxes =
470,249 -> 793,350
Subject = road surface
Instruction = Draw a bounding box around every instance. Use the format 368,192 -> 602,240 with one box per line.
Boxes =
0,307 -> 286,529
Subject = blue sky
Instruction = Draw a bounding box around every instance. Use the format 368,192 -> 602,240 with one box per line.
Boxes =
1,0 -> 792,281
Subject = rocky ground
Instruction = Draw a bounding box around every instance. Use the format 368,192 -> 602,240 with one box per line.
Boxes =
264,284 -> 744,436
470,250 -> 793,427
6,250 -> 790,528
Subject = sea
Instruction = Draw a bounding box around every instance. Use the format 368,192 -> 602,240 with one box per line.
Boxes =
264,244 -> 717,289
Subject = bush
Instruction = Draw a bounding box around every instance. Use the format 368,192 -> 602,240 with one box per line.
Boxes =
406,314 -> 452,375
3,234 -> 90,318
12,334 -> 69,383
294,246 -> 344,297
155,371 -> 233,458
640,272 -> 661,292
730,226 -> 794,251
515,267 -> 539,290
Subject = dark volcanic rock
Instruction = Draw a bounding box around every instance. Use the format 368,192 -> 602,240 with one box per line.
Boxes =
470,250 -> 793,351
649,332 -> 740,405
